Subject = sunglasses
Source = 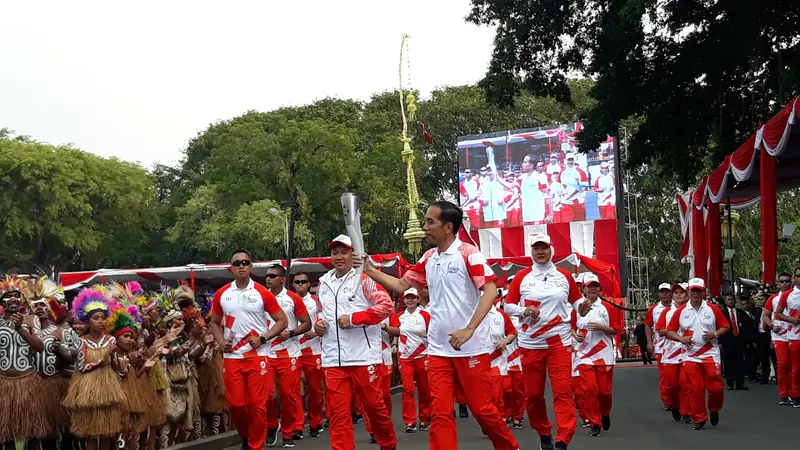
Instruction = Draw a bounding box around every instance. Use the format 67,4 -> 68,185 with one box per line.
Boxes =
293,280 -> 309,285
231,260 -> 251,267
266,273 -> 283,279
779,279 -> 792,283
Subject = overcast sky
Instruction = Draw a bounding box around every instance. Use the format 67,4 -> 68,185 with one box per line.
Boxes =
0,0 -> 495,168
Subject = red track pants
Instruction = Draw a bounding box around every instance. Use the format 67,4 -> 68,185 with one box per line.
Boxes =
325,365 -> 396,450
454,376 -> 466,405
503,370 -> 524,421
789,340 -> 800,399
223,356 -> 273,450
572,375 -> 586,423
298,354 -> 325,429
773,341 -> 791,399
680,360 -> 724,424
659,363 -> 687,414
266,357 -> 300,441
364,364 -> 393,437
400,357 -> 431,426
522,346 -> 576,445
656,355 -> 671,407
427,355 -> 519,450
575,365 -> 613,427
489,367 -> 507,415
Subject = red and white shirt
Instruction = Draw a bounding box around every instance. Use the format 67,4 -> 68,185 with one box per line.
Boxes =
644,301 -> 672,355
379,317 -> 393,366
505,313 -> 523,372
212,280 -> 282,359
460,178 -> 481,211
389,307 -> 430,360
403,238 -> 496,357
593,174 -> 615,206
487,306 -> 517,376
655,304 -> 683,365
774,286 -> 800,341
571,298 -> 618,367
267,288 -> 308,359
763,291 -> 791,342
300,293 -> 322,356
666,300 -> 729,364
504,264 -> 582,350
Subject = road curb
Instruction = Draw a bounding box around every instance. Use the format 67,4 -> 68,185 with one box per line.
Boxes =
164,431 -> 241,450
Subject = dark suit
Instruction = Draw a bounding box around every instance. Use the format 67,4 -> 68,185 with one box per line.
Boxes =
721,307 -> 747,388
742,307 -> 771,383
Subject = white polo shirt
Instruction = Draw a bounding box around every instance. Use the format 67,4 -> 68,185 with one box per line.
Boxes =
389,307 -> 431,360
764,292 -> 790,343
487,306 -> 516,376
300,293 -> 322,356
403,238 -> 496,357
268,288 -> 308,359
571,298 -> 617,367
666,300 -> 729,364
645,300 -> 672,355
775,287 -> 800,341
504,263 -> 582,350
655,304 -> 683,365
212,280 -> 282,359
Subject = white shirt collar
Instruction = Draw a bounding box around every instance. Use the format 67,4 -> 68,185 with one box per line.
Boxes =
435,237 -> 462,257
231,279 -> 255,292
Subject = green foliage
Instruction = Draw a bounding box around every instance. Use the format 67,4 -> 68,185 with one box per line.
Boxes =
468,0 -> 800,186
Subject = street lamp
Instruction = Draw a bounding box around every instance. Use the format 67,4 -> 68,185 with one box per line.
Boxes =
269,207 -> 290,259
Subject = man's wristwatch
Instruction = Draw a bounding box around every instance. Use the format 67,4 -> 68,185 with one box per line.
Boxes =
288,330 -> 296,338
259,335 -> 267,345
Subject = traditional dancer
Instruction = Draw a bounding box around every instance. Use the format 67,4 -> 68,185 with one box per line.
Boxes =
62,288 -> 126,450
28,277 -> 75,450
195,301 -> 227,438
0,275 -> 50,450
571,273 -> 618,437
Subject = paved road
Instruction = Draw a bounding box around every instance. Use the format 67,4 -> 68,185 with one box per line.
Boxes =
230,363 -> 798,449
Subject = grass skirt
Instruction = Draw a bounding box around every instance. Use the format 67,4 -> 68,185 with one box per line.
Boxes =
120,372 -> 149,434
62,348 -> 125,438
41,375 -> 71,437
198,353 -> 227,414
0,371 -> 50,441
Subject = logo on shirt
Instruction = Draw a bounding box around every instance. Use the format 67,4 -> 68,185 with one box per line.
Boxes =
468,357 -> 480,369
260,359 -> 267,376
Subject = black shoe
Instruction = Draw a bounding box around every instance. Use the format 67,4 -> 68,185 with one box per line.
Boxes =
589,425 -> 601,437
240,439 -> 248,450
581,419 -> 591,428
293,430 -> 303,440
662,406 -> 672,411
352,414 -> 363,424
309,426 -> 321,438
539,435 -> 555,450
458,404 -> 469,418
710,411 -> 719,426
735,385 -> 749,391
692,421 -> 706,430
405,424 -> 417,433
681,416 -> 692,424
726,385 -> 734,390
266,428 -> 279,447
601,415 -> 611,431
418,422 -> 429,431
778,398 -> 791,406
281,440 -> 295,448
369,435 -> 377,444
555,442 -> 568,450
512,420 -> 523,429
671,409 -> 681,422
324,420 -> 329,428
793,400 -> 800,408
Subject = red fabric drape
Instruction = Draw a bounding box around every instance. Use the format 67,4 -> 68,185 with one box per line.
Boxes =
706,202 -> 722,297
760,151 -> 778,284
691,206 -> 708,281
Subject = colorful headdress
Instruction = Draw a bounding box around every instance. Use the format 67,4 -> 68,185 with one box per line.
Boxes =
106,302 -> 142,338
73,288 -> 110,323
26,276 -> 61,301
0,275 -> 27,300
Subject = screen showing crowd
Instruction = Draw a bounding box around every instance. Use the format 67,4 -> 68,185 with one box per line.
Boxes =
457,123 -> 617,230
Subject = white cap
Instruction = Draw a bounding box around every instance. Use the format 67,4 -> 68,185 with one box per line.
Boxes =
688,278 -> 705,290
600,162 -> 609,169
680,282 -> 689,290
566,153 -> 575,160
529,233 -> 551,246
328,234 -> 354,249
572,273 -> 584,284
672,282 -> 687,292
403,288 -> 419,297
582,273 -> 600,286
658,283 -> 672,291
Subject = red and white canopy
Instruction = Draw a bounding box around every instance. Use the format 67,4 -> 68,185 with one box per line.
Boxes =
678,96 -> 800,291
59,254 -> 409,291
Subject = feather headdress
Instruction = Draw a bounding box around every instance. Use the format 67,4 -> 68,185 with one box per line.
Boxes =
0,274 -> 28,300
106,302 -> 142,337
26,276 -> 62,301
73,288 -> 110,323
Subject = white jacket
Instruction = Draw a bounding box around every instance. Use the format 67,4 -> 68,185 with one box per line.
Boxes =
317,268 -> 394,368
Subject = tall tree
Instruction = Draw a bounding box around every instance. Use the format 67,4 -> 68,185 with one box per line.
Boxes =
468,0 -> 800,185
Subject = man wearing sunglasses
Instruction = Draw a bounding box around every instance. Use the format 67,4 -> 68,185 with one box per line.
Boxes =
763,272 -> 794,404
292,272 -> 325,438
263,265 -> 311,448
772,267 -> 800,408
210,250 -> 288,450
